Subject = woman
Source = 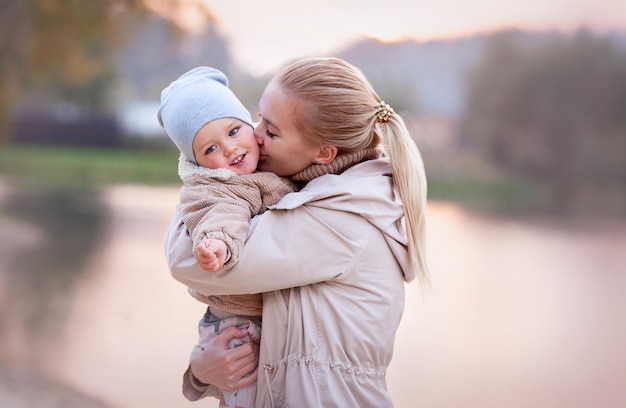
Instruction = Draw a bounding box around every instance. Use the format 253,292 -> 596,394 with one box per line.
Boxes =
165,57 -> 429,407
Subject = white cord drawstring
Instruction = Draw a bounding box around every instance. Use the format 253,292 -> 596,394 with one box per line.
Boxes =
263,364 -> 275,408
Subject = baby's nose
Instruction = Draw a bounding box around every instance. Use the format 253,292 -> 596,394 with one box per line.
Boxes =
224,142 -> 238,155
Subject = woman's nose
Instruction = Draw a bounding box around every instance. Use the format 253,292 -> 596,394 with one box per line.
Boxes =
254,126 -> 264,145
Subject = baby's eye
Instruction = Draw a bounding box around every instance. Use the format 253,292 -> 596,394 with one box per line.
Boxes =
206,145 -> 217,154
229,127 -> 239,137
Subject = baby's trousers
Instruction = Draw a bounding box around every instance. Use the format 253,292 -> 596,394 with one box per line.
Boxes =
191,307 -> 262,408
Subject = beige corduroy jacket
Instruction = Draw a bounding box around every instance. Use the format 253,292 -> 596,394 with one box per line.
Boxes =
177,155 -> 296,315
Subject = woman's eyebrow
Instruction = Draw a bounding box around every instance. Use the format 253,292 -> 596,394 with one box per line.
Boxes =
264,117 -> 281,132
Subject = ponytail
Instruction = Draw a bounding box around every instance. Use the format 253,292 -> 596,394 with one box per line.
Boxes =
381,112 -> 430,291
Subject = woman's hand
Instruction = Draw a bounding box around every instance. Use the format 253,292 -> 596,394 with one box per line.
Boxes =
190,325 -> 259,390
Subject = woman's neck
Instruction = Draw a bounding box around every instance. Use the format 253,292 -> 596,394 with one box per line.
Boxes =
290,146 -> 382,183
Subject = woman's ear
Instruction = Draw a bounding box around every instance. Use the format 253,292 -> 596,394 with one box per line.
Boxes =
314,145 -> 338,165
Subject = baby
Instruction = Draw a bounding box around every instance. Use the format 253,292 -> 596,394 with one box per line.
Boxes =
158,66 -> 296,407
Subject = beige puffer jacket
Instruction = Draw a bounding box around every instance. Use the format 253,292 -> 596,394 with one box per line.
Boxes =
165,158 -> 415,408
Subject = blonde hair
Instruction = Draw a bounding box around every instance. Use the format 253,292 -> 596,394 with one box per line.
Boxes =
275,57 -> 430,288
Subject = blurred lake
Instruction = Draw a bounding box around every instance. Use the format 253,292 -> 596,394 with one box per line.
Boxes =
0,181 -> 625,408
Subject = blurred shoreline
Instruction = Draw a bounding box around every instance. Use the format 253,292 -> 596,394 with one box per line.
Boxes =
0,366 -> 111,408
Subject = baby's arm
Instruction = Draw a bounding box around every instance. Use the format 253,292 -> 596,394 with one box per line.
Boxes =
195,238 -> 228,272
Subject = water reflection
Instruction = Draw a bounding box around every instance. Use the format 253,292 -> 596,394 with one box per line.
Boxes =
0,183 -> 108,369
1,183 -> 625,408
390,204 -> 626,408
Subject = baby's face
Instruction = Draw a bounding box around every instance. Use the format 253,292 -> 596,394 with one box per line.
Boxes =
192,118 -> 259,175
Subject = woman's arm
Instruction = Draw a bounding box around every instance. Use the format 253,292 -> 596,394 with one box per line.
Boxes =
165,202 -> 366,296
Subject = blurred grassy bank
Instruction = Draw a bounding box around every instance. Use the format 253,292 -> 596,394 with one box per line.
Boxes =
0,145 -> 181,187
0,144 -> 543,214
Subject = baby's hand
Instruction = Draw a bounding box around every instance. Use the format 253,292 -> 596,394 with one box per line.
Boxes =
195,239 -> 228,272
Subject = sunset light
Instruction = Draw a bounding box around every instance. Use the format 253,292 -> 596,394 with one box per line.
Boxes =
199,0 -> 626,75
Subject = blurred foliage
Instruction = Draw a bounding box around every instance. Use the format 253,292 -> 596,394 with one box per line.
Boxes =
0,0 -> 215,142
1,4 -> 624,216
113,4 -> 232,103
462,30 -> 626,213
1,1 -> 138,113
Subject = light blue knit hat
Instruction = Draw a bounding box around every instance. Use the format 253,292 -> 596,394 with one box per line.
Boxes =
158,67 -> 253,164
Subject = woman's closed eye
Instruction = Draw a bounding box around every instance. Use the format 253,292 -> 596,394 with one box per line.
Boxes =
265,128 -> 277,138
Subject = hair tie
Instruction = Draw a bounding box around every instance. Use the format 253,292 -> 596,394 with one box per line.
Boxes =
376,101 -> 394,123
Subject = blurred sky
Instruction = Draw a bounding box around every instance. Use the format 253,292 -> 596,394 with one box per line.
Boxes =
180,0 -> 626,75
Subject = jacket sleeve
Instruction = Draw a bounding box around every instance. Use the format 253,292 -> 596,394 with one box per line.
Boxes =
180,173 -> 296,266
179,179 -> 259,265
181,365 -> 219,401
164,201 -> 367,296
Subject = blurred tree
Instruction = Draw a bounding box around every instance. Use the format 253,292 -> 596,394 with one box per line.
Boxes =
0,0 -> 215,143
113,11 -> 231,102
463,30 -> 626,210
462,31 -> 526,161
